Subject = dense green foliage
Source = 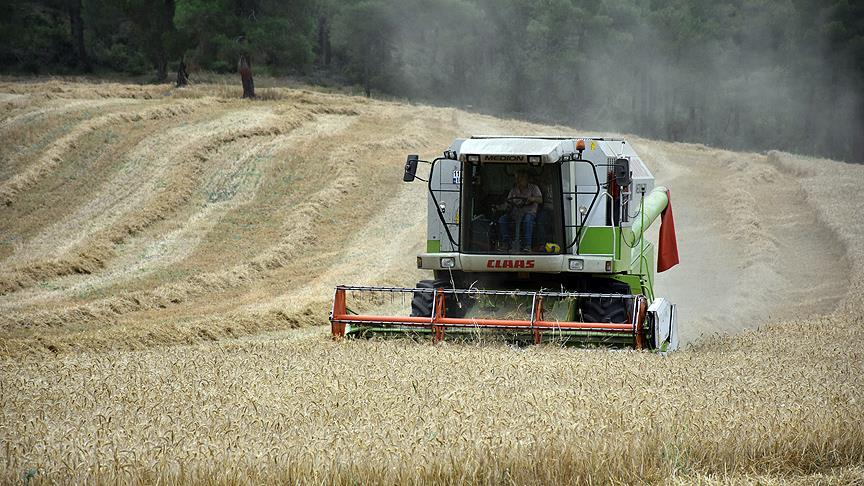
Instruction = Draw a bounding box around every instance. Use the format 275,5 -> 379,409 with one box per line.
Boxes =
1,0 -> 862,161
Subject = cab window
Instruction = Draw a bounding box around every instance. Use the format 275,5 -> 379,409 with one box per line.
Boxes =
460,163 -> 563,254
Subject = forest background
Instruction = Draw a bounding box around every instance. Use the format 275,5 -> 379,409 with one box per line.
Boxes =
1,0 -> 862,162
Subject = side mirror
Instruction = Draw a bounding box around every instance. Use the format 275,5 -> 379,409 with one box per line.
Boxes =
614,158 -> 631,187
403,154 -> 419,182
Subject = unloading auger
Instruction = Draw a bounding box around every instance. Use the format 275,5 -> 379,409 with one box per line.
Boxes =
330,136 -> 680,351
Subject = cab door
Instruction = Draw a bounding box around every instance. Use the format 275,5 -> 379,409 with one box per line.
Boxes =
428,158 -> 461,252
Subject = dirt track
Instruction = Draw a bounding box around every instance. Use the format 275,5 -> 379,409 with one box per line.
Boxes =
0,80 -> 861,483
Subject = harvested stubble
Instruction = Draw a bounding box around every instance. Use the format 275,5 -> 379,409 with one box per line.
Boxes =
0,79 -> 862,484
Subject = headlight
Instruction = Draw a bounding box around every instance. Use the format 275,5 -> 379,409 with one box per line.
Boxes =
568,259 -> 584,271
440,257 -> 456,268
466,154 -> 480,163
528,155 -> 541,165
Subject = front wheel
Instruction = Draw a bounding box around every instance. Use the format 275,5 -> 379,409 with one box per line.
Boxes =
410,280 -> 436,317
410,279 -> 469,318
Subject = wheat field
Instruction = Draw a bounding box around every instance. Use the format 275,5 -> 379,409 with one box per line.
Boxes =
0,79 -> 862,484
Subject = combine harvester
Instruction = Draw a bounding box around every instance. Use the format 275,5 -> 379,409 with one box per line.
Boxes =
330,136 -> 680,351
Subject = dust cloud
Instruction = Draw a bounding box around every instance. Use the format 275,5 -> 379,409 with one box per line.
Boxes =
355,1 -> 863,163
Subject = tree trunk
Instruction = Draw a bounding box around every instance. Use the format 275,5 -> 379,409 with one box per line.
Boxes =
176,59 -> 188,87
154,0 -> 175,82
155,56 -> 168,81
67,0 -> 91,72
239,56 -> 255,99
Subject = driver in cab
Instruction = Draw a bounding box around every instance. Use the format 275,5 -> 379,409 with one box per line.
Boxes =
496,170 -> 542,252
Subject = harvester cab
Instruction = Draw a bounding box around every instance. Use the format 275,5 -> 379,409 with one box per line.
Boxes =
331,136 -> 680,351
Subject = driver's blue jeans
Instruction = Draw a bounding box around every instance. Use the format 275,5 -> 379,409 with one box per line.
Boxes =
498,212 -> 535,250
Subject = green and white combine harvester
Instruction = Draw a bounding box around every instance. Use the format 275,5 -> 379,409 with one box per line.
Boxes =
330,136 -> 680,351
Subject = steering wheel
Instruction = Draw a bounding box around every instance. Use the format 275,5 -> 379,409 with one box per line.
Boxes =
506,195 -> 529,208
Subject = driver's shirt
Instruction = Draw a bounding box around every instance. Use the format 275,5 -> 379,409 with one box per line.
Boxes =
508,183 -> 542,215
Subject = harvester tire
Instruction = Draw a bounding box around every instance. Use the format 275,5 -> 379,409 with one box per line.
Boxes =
411,279 -> 469,318
579,279 -> 631,323
410,280 -> 435,317
581,298 -> 629,323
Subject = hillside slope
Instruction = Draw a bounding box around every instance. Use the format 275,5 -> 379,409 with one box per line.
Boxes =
0,80 -> 861,484
0,80 -> 849,352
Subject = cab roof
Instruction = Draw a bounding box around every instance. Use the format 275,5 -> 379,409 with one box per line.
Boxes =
456,136 -> 623,164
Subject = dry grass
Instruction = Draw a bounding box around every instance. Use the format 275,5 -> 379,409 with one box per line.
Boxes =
2,316 -> 862,484
0,79 -> 862,484
0,106 -> 301,294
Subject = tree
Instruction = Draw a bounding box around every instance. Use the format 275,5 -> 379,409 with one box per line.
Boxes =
122,0 -> 177,80
67,0 -> 91,71
332,0 -> 395,97
316,13 -> 331,66
0,0 -> 91,72
174,0 -> 316,75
